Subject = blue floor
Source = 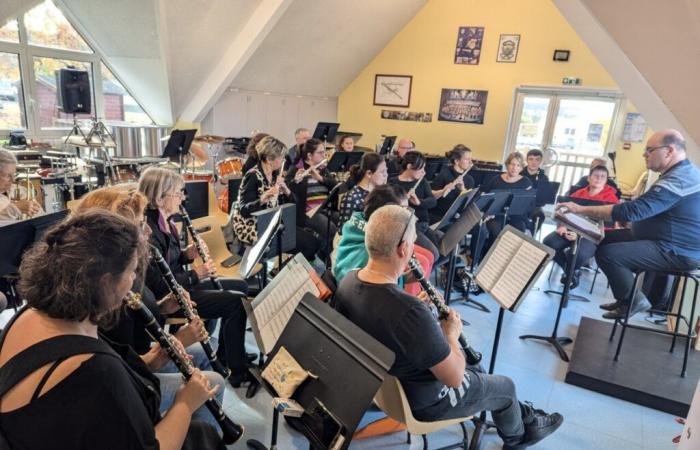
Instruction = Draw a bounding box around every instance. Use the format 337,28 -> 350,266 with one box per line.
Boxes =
219,226 -> 684,449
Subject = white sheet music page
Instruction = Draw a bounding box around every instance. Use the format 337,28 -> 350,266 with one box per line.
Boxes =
255,261 -> 319,353
475,230 -> 521,292
490,239 -> 548,309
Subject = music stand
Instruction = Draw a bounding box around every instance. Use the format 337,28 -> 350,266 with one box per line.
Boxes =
468,226 -> 554,450
183,180 -> 209,220
424,157 -> 447,182
162,129 -> 196,170
470,169 -> 500,188
326,151 -> 363,173
246,293 -> 394,450
431,188 -> 480,232
307,182 -> 343,267
312,122 -> 340,145
378,136 -> 396,155
239,209 -> 282,280
532,181 -> 560,239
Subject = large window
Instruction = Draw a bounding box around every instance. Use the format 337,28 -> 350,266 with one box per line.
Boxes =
0,0 -> 153,136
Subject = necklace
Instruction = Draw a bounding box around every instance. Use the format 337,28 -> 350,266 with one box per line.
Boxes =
362,267 -> 397,284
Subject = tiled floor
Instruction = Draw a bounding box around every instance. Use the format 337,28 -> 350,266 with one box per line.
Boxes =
0,225 -> 685,450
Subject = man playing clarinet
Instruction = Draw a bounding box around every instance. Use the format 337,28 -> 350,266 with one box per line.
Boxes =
334,205 -> 562,450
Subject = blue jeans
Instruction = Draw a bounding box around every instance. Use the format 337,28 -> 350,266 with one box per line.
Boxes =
157,344 -> 226,430
595,230 -> 700,306
413,366 -> 525,446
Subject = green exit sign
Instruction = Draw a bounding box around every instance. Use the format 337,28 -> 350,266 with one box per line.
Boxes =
562,77 -> 582,85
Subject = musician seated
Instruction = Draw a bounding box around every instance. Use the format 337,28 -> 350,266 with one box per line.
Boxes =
543,165 -> 619,289
241,132 -> 270,174
337,152 -> 387,231
0,210 -> 222,450
476,152 -> 533,260
430,144 -> 475,223
138,167 -> 252,387
76,187 -> 226,428
233,135 -> 320,262
333,184 -> 434,295
287,127 -> 310,164
0,149 -> 42,221
389,151 -> 439,249
567,157 -> 621,199
386,138 -> 415,176
520,149 -> 550,235
286,138 -> 339,260
334,205 -> 562,450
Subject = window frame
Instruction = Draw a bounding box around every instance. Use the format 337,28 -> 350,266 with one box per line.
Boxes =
0,2 -> 153,139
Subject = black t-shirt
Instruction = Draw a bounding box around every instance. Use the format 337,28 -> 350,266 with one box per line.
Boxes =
481,174 -> 533,192
334,270 -> 451,412
390,177 -> 437,225
431,166 -> 475,220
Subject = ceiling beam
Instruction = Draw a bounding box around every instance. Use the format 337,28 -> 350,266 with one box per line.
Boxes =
177,0 -> 294,123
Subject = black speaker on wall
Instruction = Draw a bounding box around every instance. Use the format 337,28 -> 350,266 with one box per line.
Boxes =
55,67 -> 92,115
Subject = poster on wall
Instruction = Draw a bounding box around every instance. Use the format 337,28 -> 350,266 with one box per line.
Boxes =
622,112 -> 647,142
454,26 -> 484,65
381,110 -> 433,122
438,89 -> 488,124
587,123 -> 603,143
496,34 -> 520,63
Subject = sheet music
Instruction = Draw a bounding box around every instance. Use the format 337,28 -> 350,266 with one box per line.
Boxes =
475,230 -> 522,291
252,260 -> 320,353
555,211 -> 603,242
490,240 -> 548,309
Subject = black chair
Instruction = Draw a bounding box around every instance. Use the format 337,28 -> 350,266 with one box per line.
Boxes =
609,268 -> 700,377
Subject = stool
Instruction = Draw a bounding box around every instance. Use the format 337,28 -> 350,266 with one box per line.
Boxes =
609,268 -> 700,377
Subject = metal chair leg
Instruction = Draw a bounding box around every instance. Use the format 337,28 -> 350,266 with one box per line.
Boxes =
407,432 -> 411,444
682,277 -> 699,378
670,276 -> 685,353
460,422 -> 469,450
614,272 -> 642,361
422,434 -> 428,450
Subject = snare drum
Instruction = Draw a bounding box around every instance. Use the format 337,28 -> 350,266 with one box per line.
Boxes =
183,171 -> 213,183
217,157 -> 243,178
111,163 -> 140,184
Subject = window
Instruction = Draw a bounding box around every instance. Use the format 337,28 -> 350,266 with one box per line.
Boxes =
0,20 -> 20,44
34,57 -> 94,128
24,0 -> 92,53
0,52 -> 25,129
0,0 -> 154,135
101,63 -> 151,125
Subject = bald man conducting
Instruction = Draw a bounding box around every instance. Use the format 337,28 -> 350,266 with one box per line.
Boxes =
560,130 -> 700,319
334,205 -> 562,449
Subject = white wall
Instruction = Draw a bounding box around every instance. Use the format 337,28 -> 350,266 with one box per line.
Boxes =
201,89 -> 337,147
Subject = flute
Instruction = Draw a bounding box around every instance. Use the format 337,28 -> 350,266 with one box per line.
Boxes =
271,160 -> 285,208
408,174 -> 424,194
150,245 -> 231,379
442,169 -> 471,198
124,292 -> 244,444
179,205 -> 223,290
295,158 -> 328,179
407,256 -> 483,365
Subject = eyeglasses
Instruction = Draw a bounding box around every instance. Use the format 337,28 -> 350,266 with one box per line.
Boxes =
165,191 -> 185,199
644,145 -> 670,155
397,208 -> 415,248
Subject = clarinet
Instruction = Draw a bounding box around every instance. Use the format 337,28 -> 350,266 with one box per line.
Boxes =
150,245 -> 231,379
407,256 -> 483,365
179,205 -> 224,290
124,292 -> 244,445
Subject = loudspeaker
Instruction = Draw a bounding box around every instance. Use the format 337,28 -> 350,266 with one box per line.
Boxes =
55,68 -> 92,115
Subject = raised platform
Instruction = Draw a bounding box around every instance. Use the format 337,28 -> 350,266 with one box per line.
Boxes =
565,317 -> 700,416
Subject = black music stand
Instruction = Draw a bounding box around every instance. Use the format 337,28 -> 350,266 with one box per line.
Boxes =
308,182 -> 343,267
425,157 -> 447,182
378,136 -> 396,155
468,227 -> 554,450
247,293 -> 394,450
532,181 -> 560,238
470,169 -> 501,188
162,129 -> 196,169
326,151 -> 363,173
182,180 -> 209,220
312,122 -> 340,145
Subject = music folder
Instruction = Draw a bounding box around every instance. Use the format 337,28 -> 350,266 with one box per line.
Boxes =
474,226 -> 554,312
243,253 -> 331,355
553,209 -> 605,244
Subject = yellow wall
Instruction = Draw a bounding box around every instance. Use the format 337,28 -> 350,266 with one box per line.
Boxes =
338,0 -> 648,189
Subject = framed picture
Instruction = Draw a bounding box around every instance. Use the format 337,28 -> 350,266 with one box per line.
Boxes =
496,34 -> 520,63
373,74 -> 412,107
438,88 -> 488,124
553,49 -> 570,61
454,26 -> 484,65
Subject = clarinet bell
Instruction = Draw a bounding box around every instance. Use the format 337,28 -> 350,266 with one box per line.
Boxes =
220,416 -> 245,444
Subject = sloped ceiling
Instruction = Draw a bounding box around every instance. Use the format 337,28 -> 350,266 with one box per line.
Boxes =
0,0 -> 41,25
554,0 -> 700,157
231,0 -> 427,98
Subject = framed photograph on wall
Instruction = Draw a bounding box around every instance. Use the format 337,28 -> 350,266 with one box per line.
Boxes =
438,88 -> 488,124
496,34 -> 520,63
454,26 -> 485,65
373,74 -> 412,107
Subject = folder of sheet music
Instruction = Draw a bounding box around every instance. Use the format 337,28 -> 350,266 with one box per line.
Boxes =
243,253 -> 331,354
474,226 -> 554,312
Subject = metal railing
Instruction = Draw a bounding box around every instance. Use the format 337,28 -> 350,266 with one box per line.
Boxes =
547,151 -> 597,194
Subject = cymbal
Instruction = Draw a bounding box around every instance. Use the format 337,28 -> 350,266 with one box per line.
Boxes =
189,142 -> 209,163
194,135 -> 225,144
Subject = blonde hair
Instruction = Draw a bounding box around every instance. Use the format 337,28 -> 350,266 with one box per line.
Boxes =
255,136 -> 287,162
504,152 -> 524,167
365,205 -> 415,259
138,167 -> 184,209
76,186 -> 148,222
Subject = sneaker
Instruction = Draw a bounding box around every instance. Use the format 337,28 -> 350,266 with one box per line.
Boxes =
514,402 -> 563,448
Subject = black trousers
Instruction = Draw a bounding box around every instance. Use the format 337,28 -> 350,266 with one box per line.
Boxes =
189,278 -> 249,374
302,212 -> 337,259
542,232 -> 597,272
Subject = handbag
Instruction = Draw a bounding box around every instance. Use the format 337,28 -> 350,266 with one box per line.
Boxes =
232,168 -> 267,246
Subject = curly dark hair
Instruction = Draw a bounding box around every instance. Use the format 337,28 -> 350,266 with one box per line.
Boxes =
19,209 -> 146,325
